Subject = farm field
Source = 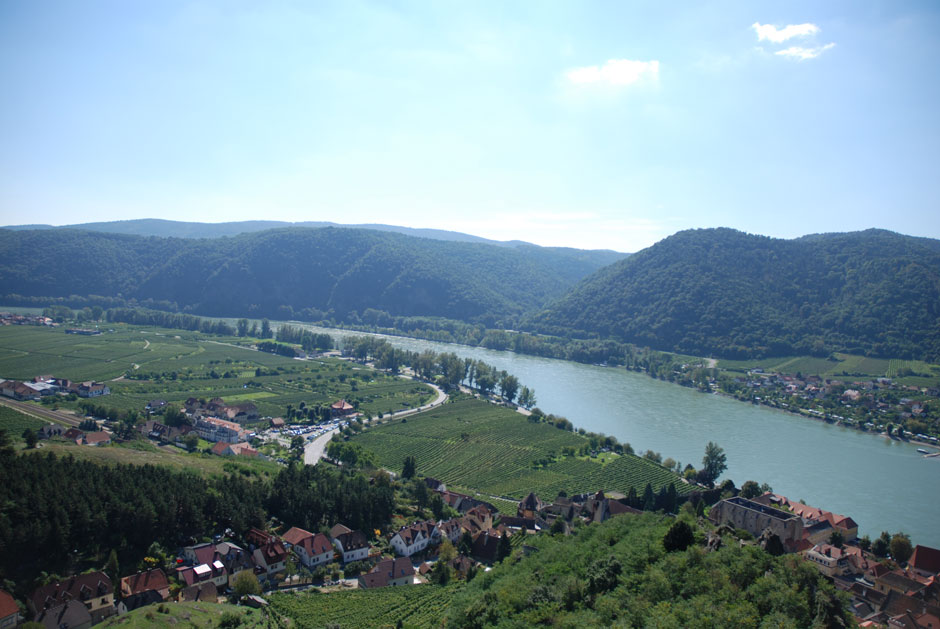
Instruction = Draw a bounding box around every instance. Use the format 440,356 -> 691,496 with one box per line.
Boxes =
0,404 -> 47,441
269,585 -> 458,629
717,352 -> 940,385
0,325 -> 434,420
351,398 -> 689,500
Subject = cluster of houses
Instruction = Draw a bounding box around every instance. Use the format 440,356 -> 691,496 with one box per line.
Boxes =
0,375 -> 109,400
184,397 -> 259,424
0,312 -> 55,327
37,424 -> 111,447
0,567 -> 174,629
709,492 -> 940,628
732,370 -> 939,443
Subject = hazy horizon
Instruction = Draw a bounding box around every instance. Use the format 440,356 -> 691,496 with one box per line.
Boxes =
2,1 -> 938,251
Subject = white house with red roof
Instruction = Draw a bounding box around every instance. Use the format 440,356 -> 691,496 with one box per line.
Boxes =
390,521 -> 437,557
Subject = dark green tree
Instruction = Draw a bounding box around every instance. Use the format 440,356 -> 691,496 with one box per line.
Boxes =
662,520 -> 694,552
828,531 -> 844,549
872,531 -> 891,557
739,480 -> 761,499
22,428 -> 38,449
497,532 -> 511,562
458,532 -> 474,557
402,455 -> 416,479
890,533 -> 913,564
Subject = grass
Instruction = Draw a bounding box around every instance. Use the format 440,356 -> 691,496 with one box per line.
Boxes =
718,351 -> 940,385
99,601 -> 268,628
269,585 -> 459,629
352,398 -> 689,500
37,440 -> 282,480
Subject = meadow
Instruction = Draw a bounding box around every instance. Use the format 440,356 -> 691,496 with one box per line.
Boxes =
99,600 -> 269,628
717,352 -> 940,386
37,439 -> 283,480
351,398 -> 690,500
269,585 -> 458,629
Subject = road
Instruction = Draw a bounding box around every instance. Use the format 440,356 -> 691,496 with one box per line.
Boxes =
303,427 -> 340,465
0,397 -> 83,427
302,381 -> 448,466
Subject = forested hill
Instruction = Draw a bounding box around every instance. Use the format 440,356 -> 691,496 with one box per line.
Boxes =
0,227 -> 621,325
2,218 -> 625,261
527,228 -> 940,361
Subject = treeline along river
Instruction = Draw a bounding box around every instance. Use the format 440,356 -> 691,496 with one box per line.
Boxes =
294,325 -> 940,547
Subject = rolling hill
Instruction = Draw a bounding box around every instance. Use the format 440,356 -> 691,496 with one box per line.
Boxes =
526,228 -> 940,361
0,226 -> 623,325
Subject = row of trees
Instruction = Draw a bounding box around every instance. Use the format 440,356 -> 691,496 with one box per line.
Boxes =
341,336 -> 537,406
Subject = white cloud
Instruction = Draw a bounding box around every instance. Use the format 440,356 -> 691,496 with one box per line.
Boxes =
775,43 -> 836,60
752,22 -> 820,43
565,59 -> 659,86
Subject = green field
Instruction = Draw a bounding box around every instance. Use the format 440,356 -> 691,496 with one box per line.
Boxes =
0,325 -> 434,420
718,351 -> 940,385
100,601 -> 267,628
37,439 -> 282,480
0,404 -> 47,441
351,398 -> 689,500
269,585 -> 458,629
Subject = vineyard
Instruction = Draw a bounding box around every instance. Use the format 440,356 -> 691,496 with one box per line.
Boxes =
0,325 -> 434,418
269,585 -> 457,629
351,398 -> 689,499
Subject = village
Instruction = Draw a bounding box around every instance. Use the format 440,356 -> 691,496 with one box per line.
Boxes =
1,355 -> 938,627
718,369 -> 940,445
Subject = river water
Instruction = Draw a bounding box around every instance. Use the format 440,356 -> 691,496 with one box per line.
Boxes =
298,325 -> 939,547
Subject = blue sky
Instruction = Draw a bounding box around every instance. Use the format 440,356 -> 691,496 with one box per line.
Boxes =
1,1 -> 938,252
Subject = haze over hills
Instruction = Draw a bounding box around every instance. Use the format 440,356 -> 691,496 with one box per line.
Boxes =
2,224 -> 938,361
526,227 -> 940,361
1,218 -> 626,257
0,226 -> 623,325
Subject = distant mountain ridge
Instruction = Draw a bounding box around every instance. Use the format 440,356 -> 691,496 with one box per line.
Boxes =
527,228 -> 940,361
0,226 -> 626,325
2,218 -> 623,255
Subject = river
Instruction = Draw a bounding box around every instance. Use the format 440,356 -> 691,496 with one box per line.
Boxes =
296,325 -> 939,546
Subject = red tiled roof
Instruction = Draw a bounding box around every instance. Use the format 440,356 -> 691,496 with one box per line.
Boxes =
911,545 -> 940,575
84,431 -> 110,444
120,569 -> 168,597
282,527 -> 314,547
298,533 -> 333,556
30,572 -> 112,612
0,589 -> 18,619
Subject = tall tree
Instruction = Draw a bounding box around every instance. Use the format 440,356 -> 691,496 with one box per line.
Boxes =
700,441 -> 727,487
402,455 -> 416,479
499,374 -> 520,403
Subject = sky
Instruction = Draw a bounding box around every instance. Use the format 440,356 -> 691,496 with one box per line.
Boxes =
1,0 -> 938,252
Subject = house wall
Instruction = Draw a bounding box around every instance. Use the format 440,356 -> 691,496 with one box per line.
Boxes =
710,500 -> 802,546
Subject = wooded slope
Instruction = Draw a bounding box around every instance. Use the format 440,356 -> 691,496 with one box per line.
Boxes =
0,227 -> 621,325
528,228 -> 940,360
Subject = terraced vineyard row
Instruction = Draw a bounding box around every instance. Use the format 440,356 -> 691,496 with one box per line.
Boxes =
269,585 -> 457,629
352,398 -> 688,499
